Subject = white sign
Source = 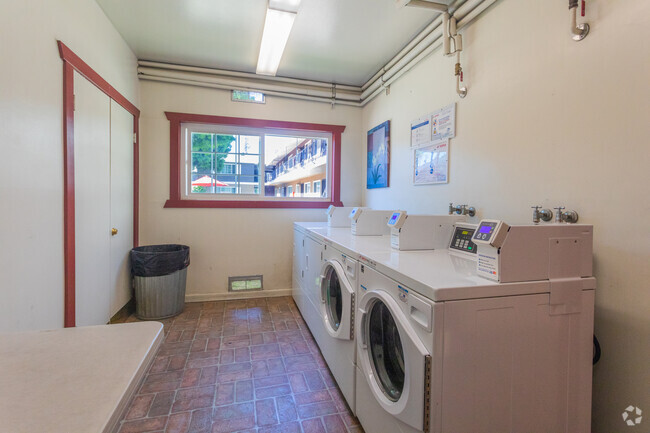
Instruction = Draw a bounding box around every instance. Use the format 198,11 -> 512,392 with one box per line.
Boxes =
431,103 -> 456,143
413,140 -> 449,185
410,116 -> 432,148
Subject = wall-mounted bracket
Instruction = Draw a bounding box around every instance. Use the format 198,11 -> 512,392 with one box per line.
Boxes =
396,0 -> 448,12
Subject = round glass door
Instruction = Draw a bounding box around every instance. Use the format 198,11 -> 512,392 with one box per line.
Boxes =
367,300 -> 405,402
322,265 -> 343,331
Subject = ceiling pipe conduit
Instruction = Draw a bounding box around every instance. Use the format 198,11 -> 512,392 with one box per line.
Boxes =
361,0 -> 496,106
360,0 -> 468,92
141,75 -> 363,107
138,67 -> 362,102
361,0 -> 491,101
137,0 -> 495,107
138,60 -> 361,92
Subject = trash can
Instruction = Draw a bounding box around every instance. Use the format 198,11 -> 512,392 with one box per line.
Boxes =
131,244 -> 190,320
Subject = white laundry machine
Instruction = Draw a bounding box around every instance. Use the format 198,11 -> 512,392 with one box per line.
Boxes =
293,222 -> 327,323
316,242 -> 360,412
355,220 -> 596,433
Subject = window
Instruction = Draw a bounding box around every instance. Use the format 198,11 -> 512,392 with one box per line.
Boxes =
165,112 -> 345,208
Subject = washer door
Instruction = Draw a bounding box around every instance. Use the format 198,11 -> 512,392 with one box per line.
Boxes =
358,290 -> 429,431
320,260 -> 355,341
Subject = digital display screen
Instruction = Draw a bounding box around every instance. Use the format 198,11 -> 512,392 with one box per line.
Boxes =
462,231 -> 469,235
349,209 -> 358,218
479,225 -> 493,234
389,213 -> 399,224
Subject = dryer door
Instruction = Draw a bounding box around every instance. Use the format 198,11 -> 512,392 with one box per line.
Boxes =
358,290 -> 430,431
320,260 -> 355,341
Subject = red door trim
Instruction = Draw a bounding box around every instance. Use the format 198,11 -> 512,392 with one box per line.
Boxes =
58,40 -> 140,327
164,112 -> 345,209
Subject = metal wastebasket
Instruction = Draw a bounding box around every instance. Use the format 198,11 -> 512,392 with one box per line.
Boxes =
131,244 -> 190,320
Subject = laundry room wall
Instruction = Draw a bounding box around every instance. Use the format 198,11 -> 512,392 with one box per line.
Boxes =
138,80 -> 362,302
360,0 -> 649,431
0,0 -> 140,332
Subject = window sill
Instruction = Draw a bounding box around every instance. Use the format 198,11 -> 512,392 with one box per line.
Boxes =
164,199 -> 343,209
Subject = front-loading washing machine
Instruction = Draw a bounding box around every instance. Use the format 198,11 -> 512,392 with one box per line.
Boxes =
317,243 -> 360,412
354,221 -> 596,433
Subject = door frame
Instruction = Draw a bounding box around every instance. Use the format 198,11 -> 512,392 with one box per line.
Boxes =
58,41 -> 140,327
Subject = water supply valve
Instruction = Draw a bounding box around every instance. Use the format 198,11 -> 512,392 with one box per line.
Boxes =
531,206 -> 553,224
554,206 -> 580,223
449,203 -> 476,217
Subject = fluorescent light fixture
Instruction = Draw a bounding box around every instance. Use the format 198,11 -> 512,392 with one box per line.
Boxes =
256,8 -> 296,76
269,0 -> 302,13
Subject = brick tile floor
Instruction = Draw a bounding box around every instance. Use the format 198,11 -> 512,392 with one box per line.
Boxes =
116,297 -> 365,433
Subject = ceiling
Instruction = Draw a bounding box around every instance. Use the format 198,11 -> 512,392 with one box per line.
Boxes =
95,0 -> 446,86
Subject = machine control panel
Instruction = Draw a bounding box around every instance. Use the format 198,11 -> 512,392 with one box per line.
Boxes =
349,207 -> 362,221
387,211 -> 408,229
449,226 -> 477,254
472,219 -> 510,247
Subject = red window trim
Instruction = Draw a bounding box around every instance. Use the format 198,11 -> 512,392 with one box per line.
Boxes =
58,41 -> 140,327
164,112 -> 345,209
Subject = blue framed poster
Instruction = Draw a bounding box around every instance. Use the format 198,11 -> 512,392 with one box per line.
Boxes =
367,121 -> 390,189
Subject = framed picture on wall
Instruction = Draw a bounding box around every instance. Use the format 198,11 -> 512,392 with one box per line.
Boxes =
413,140 -> 449,185
367,121 -> 390,189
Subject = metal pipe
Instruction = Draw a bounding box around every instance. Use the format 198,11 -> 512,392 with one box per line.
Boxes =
139,75 -> 363,107
138,60 -> 361,92
361,0 -> 488,100
138,67 -> 362,102
443,12 -> 451,55
570,5 -> 589,41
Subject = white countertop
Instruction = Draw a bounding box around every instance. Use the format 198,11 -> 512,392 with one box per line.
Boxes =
0,322 -> 163,433
295,222 -> 596,302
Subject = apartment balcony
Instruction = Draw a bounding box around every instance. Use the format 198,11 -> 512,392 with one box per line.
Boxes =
265,154 -> 327,186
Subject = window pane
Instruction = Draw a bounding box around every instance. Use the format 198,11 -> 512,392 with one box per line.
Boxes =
191,133 -> 214,153
264,135 -> 329,199
192,153 -> 215,174
240,136 -> 260,154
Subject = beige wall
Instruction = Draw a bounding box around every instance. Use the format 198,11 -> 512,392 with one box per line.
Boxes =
0,0 -> 139,331
360,0 -> 649,431
138,80 -> 362,301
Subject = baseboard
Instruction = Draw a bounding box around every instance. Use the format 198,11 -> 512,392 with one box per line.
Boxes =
185,289 -> 293,303
110,298 -> 135,323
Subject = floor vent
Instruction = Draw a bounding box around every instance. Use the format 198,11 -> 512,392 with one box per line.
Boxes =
228,275 -> 263,292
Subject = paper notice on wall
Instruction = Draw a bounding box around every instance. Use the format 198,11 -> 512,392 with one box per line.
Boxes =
431,103 -> 456,143
413,140 -> 449,185
410,116 -> 432,148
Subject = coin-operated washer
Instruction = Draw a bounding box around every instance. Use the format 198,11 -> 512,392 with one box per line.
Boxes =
349,208 -> 398,236
327,205 -> 364,228
387,211 -> 467,250
354,219 -> 596,433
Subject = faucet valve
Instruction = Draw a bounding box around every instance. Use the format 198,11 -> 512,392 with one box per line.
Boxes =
532,206 -> 553,224
554,206 -> 565,223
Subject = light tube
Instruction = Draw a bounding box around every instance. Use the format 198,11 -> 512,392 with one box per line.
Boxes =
256,8 -> 296,76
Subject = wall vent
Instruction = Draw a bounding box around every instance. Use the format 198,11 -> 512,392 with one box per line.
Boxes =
229,275 -> 263,292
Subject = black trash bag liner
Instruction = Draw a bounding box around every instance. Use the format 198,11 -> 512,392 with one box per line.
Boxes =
131,244 -> 190,277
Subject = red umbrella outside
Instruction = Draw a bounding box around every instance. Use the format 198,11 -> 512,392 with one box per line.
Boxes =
192,175 -> 228,187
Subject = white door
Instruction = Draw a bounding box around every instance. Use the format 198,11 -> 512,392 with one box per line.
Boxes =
74,72 -> 111,326
109,100 -> 134,317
